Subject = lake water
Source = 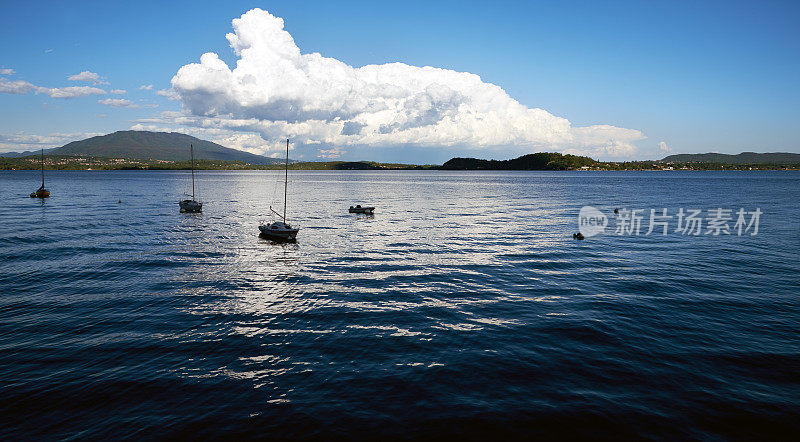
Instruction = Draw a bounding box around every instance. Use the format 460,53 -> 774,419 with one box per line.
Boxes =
1,170 -> 798,439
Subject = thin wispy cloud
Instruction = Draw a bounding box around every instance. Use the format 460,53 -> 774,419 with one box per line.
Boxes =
98,98 -> 138,108
319,147 -> 346,159
169,8 -> 645,158
110,89 -> 127,94
43,86 -> 106,99
131,116 -> 282,155
139,84 -> 153,90
1,76 -> 107,98
0,68 -> 15,75
0,131 -> 103,153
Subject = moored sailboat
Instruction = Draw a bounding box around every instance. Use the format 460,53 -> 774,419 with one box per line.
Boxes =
179,144 -> 202,212
259,139 -> 299,242
30,148 -> 50,198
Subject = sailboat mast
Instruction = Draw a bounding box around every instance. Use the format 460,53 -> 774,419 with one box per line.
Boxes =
283,138 -> 289,222
41,148 -> 44,188
190,144 -> 195,200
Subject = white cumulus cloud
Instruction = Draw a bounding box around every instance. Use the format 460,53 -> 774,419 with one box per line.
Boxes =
68,70 -> 109,85
658,141 -> 672,152
169,8 -> 645,159
156,88 -> 180,100
0,78 -> 38,94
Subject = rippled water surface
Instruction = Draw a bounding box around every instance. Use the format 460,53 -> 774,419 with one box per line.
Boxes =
1,170 -> 798,439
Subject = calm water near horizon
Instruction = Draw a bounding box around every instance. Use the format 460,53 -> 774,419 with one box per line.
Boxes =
1,170 -> 798,439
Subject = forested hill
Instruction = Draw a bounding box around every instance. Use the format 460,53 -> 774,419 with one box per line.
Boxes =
440,152 -> 597,170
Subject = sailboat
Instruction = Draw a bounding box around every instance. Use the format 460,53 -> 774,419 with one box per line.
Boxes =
30,148 -> 50,198
178,144 -> 202,212
259,139 -> 299,242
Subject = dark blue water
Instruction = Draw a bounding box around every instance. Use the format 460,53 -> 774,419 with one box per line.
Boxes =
1,170 -> 798,439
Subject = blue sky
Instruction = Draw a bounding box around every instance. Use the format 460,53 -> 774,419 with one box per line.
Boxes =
1,0 -> 798,162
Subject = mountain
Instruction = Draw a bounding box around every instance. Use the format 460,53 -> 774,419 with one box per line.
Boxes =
440,152 -> 597,170
0,148 -> 57,158
660,152 -> 800,165
45,131 -> 281,164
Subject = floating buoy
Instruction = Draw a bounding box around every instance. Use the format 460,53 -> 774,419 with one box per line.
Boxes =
573,232 -> 585,240
118,200 -> 122,204
614,208 -> 619,214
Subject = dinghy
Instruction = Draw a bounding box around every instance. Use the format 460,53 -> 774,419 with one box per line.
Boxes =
348,205 -> 374,214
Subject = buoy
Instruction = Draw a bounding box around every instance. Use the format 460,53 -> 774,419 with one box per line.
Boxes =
573,232 -> 585,240
614,208 -> 619,214
118,200 -> 122,204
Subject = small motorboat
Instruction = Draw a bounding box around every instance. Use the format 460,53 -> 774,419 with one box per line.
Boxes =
348,204 -> 374,214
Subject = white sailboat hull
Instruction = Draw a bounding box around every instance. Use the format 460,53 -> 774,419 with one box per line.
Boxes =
259,222 -> 298,242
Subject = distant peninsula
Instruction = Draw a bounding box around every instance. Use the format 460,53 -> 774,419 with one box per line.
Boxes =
1,131 -> 798,171
660,152 -> 800,165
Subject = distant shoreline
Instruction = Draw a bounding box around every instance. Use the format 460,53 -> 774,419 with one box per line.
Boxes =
2,153 -> 799,171
5,131 -> 798,171
3,165 -> 798,172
